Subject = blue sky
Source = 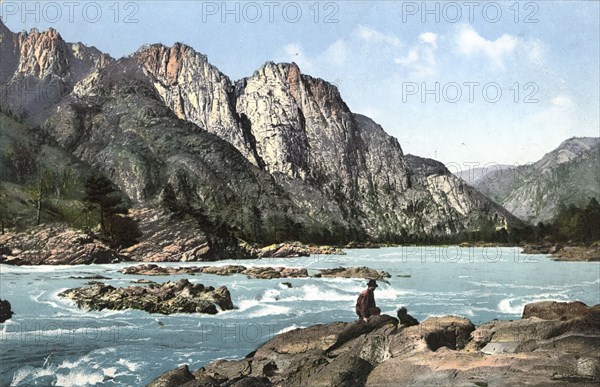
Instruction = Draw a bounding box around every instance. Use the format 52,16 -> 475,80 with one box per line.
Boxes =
2,1 -> 599,168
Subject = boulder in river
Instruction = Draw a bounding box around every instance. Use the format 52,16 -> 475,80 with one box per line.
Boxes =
318,266 -> 391,280
59,279 -> 233,315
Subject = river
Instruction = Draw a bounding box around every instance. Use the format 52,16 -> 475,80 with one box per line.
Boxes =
1,247 -> 598,386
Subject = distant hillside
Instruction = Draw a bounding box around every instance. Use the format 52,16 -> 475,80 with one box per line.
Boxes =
474,137 -> 600,224
455,165 -> 513,186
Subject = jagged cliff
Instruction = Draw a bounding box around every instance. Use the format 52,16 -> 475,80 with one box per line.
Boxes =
0,21 -> 521,249
0,23 -> 112,122
474,137 -> 600,223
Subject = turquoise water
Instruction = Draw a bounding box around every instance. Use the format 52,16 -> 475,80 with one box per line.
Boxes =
1,247 -> 598,386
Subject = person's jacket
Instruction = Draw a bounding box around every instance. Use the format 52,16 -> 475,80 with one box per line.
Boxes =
355,288 -> 376,317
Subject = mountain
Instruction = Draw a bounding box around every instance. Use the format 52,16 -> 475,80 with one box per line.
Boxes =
474,137 -> 600,224
0,21 -> 521,251
0,24 -> 112,123
132,44 -> 520,237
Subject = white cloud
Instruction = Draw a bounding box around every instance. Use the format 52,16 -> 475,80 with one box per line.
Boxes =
524,38 -> 547,64
419,32 -> 438,49
323,39 -> 349,67
551,94 -> 572,107
455,25 -> 517,68
394,32 -> 438,78
355,25 -> 402,47
453,25 -> 548,70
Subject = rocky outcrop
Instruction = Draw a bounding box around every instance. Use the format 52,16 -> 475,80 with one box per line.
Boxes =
0,299 -> 14,323
551,245 -> 600,262
522,300 -> 600,320
522,243 -> 562,255
150,301 -> 600,386
0,22 -> 112,122
122,264 -> 391,280
120,209 -> 250,262
0,224 -> 125,265
121,264 -> 307,279
59,279 -> 233,315
147,365 -> 195,387
255,242 -> 344,258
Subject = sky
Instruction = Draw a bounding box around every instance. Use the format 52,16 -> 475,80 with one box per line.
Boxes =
1,0 -> 599,169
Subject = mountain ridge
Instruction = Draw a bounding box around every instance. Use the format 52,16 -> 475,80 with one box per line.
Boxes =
474,137 -> 600,223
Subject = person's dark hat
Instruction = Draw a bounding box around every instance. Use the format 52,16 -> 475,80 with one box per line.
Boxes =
367,279 -> 378,288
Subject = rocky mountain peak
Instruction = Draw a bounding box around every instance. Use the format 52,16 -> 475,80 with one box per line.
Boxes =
133,43 -> 259,164
236,60 -> 360,182
16,26 -> 69,79
534,136 -> 599,172
135,43 -> 209,87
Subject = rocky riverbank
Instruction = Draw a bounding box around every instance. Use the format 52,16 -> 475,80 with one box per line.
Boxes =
122,264 -> 391,280
0,218 -> 344,266
0,225 -> 126,265
522,243 -> 600,262
58,279 -> 233,315
149,301 -> 600,386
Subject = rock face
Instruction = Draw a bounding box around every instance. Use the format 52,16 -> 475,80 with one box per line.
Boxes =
135,44 -> 257,165
522,300 -> 600,320
0,224 -> 125,265
120,209 -> 250,262
59,279 -> 233,315
0,24 -> 112,122
150,301 -> 600,386
0,299 -> 14,323
147,365 -> 195,387
474,137 -> 600,223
